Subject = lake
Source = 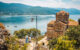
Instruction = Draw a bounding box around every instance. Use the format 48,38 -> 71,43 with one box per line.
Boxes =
0,15 -> 80,35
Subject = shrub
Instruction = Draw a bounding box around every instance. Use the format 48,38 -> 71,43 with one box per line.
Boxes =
14,28 -> 41,38
78,18 -> 80,25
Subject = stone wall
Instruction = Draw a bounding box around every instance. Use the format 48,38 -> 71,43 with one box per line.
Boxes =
46,11 -> 69,39
56,11 -> 69,24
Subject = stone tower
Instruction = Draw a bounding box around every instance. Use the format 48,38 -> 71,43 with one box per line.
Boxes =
46,11 -> 69,39
56,11 -> 69,24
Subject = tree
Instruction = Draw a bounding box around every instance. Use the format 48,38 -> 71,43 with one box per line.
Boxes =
48,26 -> 80,50
66,26 -> 80,48
54,36 -> 76,50
48,36 -> 76,50
14,28 -> 41,38
5,36 -> 29,50
78,18 -> 80,25
14,29 -> 27,38
29,28 -> 41,38
48,38 -> 57,50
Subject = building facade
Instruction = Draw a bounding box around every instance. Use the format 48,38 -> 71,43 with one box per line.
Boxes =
56,11 -> 69,24
46,11 -> 69,39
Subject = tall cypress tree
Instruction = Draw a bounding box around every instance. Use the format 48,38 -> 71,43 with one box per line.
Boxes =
78,18 -> 80,25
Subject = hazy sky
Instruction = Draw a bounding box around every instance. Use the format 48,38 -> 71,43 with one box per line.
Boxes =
0,0 -> 80,9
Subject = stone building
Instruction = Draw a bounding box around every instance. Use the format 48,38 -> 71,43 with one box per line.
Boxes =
46,11 -> 78,39
56,11 -> 69,24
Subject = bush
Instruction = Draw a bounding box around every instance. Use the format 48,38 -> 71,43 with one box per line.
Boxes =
78,18 -> 80,25
5,36 -> 29,50
66,26 -> 80,48
14,28 -> 41,38
48,36 -> 76,50
48,26 -> 80,50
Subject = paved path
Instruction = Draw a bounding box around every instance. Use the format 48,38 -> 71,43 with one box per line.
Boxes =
38,36 -> 48,45
27,36 -> 48,50
27,41 -> 36,50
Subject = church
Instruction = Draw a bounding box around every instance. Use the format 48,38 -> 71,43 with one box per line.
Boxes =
46,11 -> 78,39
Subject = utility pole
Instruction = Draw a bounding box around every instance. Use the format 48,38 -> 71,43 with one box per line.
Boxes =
31,16 -> 38,50
36,16 -> 38,44
35,16 -> 39,50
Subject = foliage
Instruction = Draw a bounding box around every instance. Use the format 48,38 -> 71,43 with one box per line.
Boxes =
14,28 -> 41,38
14,29 -> 28,38
5,36 -> 29,50
49,36 -> 76,50
54,36 -> 76,50
0,2 -> 60,15
66,26 -> 80,48
29,28 -> 41,38
1,2 -> 80,15
5,36 -> 19,50
48,38 -> 57,49
49,26 -> 80,50
78,18 -> 80,25
21,43 -> 29,50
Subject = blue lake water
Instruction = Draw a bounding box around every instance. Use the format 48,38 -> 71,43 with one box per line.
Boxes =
0,15 -> 80,35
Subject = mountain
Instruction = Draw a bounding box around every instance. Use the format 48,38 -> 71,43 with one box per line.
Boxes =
0,2 -> 80,15
57,8 -> 80,15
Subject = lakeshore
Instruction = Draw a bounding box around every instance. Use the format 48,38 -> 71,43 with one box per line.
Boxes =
0,11 -> 80,50
0,15 -> 80,35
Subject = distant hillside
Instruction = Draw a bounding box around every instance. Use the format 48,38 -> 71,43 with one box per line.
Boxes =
0,2 -> 80,15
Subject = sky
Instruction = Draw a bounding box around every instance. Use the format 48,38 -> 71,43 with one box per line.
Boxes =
0,0 -> 80,9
